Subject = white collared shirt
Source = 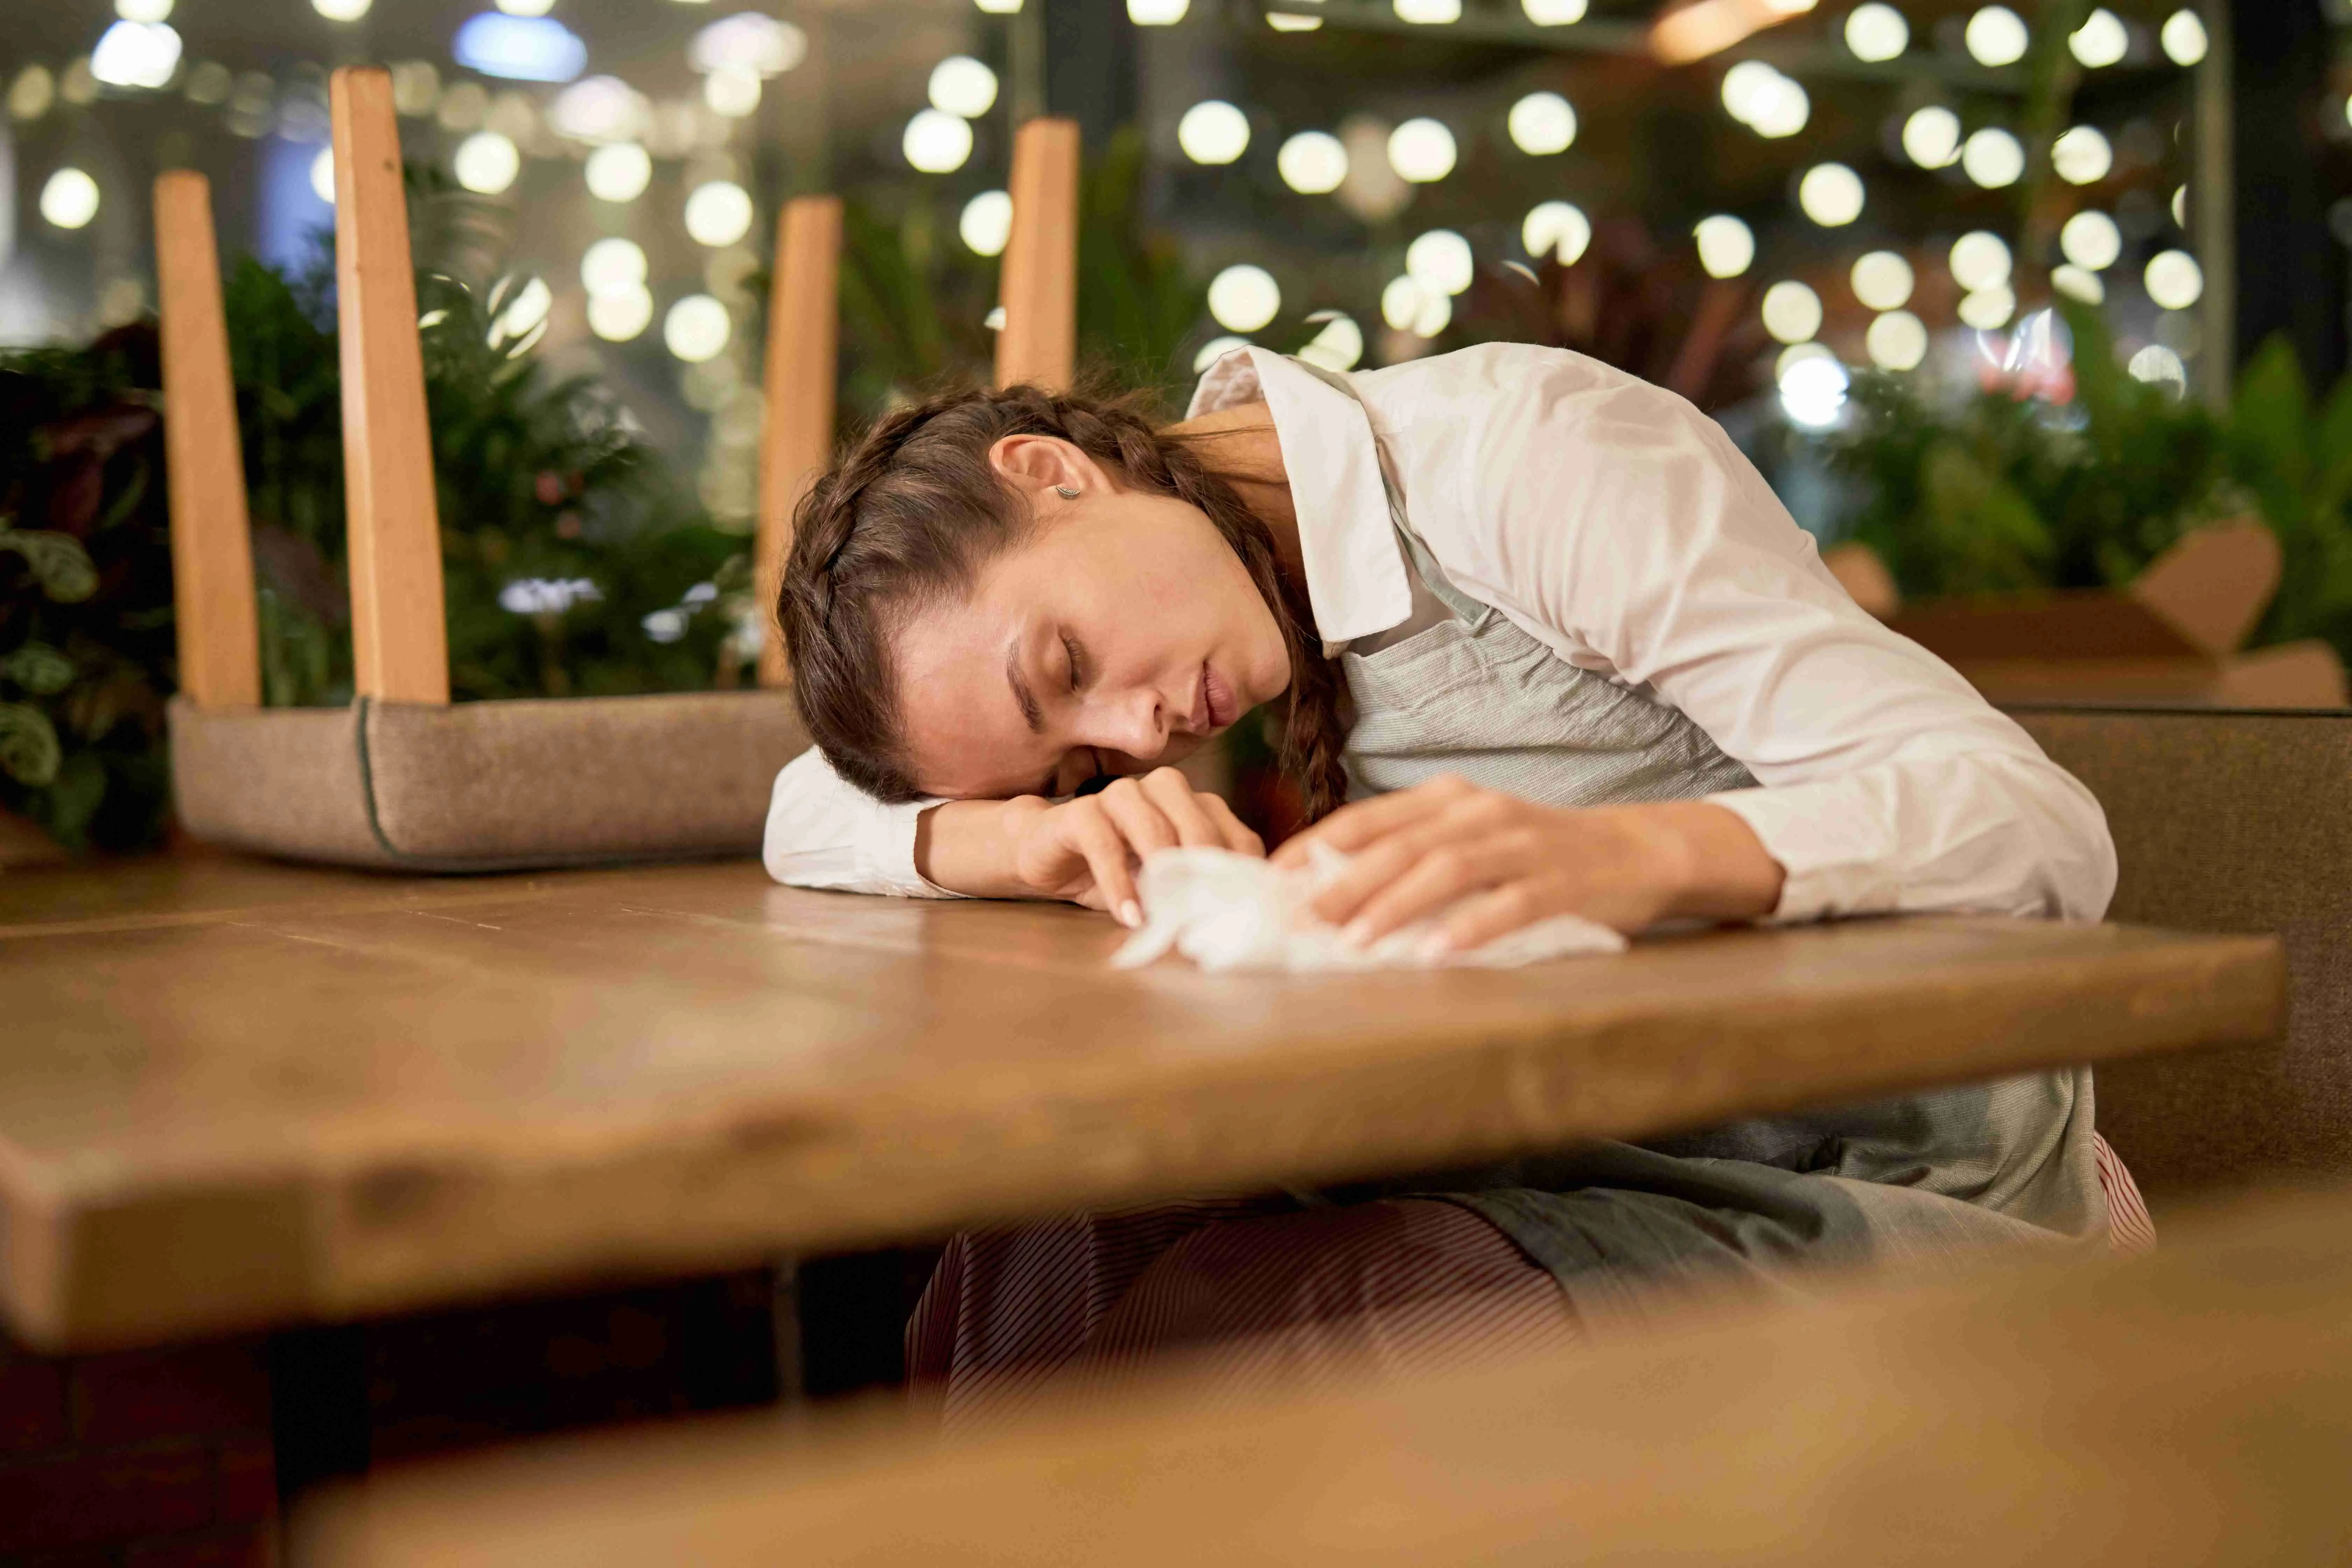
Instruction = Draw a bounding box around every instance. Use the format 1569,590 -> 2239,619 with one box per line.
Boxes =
764,344 -> 2116,924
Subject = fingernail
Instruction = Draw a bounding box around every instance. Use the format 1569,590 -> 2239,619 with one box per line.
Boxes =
1120,901 -> 1143,929
1343,918 -> 1374,947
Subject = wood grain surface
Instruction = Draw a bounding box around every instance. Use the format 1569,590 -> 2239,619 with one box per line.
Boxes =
754,195 -> 841,689
293,1181 -> 2352,1568
330,66 -> 449,705
0,854 -> 2280,1351
152,172 -> 261,711
993,118 -> 1079,392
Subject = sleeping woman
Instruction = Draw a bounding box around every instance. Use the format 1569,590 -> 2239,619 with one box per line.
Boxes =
765,343 -> 2141,1428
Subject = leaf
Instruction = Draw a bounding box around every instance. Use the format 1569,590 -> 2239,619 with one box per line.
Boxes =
1920,439 -> 2053,594
0,527 -> 99,602
0,702 -> 62,787
1,642 -> 76,695
2231,335 -> 2314,513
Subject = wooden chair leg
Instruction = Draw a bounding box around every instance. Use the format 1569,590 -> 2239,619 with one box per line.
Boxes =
330,65 -> 450,706
153,172 -> 261,710
755,196 -> 842,690
994,118 -> 1082,393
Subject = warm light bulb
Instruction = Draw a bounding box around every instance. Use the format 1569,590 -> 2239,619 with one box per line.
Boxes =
1843,2 -> 1907,61
1177,99 -> 1251,164
1964,6 -> 2028,66
1507,91 -> 1576,155
2060,210 -> 2122,271
1850,250 -> 1913,311
1387,118 -> 1456,182
1798,162 -> 1864,226
2051,125 -> 2112,186
453,131 -> 522,195
959,190 -> 1013,256
1692,214 -> 1754,279
1522,200 -> 1591,265
1406,229 -> 1474,295
1865,310 -> 1928,370
585,142 -> 652,202
1277,131 -> 1348,193
1207,264 -> 1281,332
1761,280 -> 1823,344
39,167 -> 100,229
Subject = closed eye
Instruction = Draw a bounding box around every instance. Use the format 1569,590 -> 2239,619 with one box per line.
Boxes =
1062,633 -> 1085,694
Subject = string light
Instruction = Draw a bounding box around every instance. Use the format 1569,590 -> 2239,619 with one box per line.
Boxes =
1865,310 -> 1928,370
1267,10 -> 1323,30
2173,186 -> 2188,228
1760,281 -> 1822,344
40,168 -> 100,230
1778,345 -> 1848,428
2129,344 -> 2186,388
1506,91 -> 1576,155
1178,100 -> 1251,164
1962,128 -> 2024,188
704,66 -> 760,117
552,76 -> 649,144
1406,229 -> 1475,295
1128,0 -> 1188,21
453,132 -> 522,195
312,0 -> 372,19
1298,309 -> 1364,371
1963,6 -> 2028,67
2068,8 -> 2128,68
2051,126 -> 2113,185
664,295 -> 732,361
581,237 -> 649,297
1958,286 -> 2016,330
959,189 -> 1013,255
684,180 -> 753,246
1722,61 -> 1808,138
1843,3 -> 1906,61
91,21 -> 182,88
1381,276 -> 1451,337
1522,200 -> 1591,264
310,149 -> 335,204
2145,250 -> 2204,310
1850,251 -> 1913,310
928,56 -> 998,118
117,0 -> 172,19
1194,335 -> 1250,373
1277,131 -> 1348,193
1693,214 -> 1754,278
1208,264 -> 1282,331
2060,210 -> 2121,271
2160,9 -> 2206,66
975,0 -> 1022,12
585,143 -> 652,202
1522,0 -> 1586,21
1387,118 -> 1457,182
1797,163 -> 1863,227
1902,106 -> 1960,168
2052,266 -> 2104,304
903,108 -> 973,172
1395,0 -> 1462,20
1949,231 -> 2012,291
688,14 -> 806,75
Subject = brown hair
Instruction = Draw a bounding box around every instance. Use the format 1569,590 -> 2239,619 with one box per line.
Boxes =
778,383 -> 1350,822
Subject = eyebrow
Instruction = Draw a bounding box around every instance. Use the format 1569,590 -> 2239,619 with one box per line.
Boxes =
1004,639 -> 1043,734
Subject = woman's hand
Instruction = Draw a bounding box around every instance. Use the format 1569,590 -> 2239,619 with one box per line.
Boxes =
1271,775 -> 1784,954
929,768 -> 1263,923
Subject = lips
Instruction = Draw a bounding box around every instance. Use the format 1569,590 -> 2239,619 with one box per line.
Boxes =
1202,663 -> 1238,732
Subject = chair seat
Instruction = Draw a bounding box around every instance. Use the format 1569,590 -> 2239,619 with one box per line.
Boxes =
170,691 -> 808,871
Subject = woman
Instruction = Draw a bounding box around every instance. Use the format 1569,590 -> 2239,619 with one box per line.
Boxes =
769,343 -> 2146,1428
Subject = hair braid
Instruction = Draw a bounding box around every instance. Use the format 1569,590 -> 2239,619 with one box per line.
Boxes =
780,379 -> 1352,823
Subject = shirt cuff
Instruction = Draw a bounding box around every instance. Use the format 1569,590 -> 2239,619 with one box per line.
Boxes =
1706,784 -> 1894,925
888,800 -> 972,899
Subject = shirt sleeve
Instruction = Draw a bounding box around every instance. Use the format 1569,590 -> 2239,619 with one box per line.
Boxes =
1436,348 -> 2116,923
762,747 -> 969,899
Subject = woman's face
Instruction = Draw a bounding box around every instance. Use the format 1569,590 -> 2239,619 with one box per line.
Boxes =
891,435 -> 1292,799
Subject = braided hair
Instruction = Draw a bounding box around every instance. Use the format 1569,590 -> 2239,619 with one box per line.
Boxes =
779,383 -> 1351,822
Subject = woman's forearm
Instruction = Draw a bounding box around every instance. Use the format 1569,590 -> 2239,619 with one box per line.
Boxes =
913,798 -> 1032,898
1634,800 -> 1787,923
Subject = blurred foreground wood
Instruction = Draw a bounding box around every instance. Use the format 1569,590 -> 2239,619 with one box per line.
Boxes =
0,854 -> 2279,1350
296,1182 -> 2352,1567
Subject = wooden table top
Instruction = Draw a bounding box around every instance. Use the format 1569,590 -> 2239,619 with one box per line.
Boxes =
292,1182 -> 2352,1568
0,852 -> 2283,1350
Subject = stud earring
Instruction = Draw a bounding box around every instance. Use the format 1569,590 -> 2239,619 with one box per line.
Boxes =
1054,485 -> 1081,500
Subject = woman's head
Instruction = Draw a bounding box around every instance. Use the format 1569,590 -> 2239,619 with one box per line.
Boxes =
780,384 -> 1349,818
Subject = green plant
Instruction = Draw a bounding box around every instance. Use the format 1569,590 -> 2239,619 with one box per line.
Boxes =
1824,301 -> 2352,663
0,326 -> 177,850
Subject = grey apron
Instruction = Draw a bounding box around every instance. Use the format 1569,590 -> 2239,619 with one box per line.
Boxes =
1291,356 -> 2109,1329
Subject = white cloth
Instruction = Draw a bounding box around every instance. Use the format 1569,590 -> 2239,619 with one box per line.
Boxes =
764,343 -> 2116,925
1110,846 -> 1627,973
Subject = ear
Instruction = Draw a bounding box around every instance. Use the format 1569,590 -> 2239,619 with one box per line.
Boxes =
988,434 -> 1120,502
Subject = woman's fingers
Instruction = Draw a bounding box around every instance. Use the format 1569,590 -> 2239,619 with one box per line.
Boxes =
1432,880 -> 1549,954
1339,836 -> 1526,946
1136,768 -> 1227,849
1094,779 -> 1180,862
1060,803 -> 1143,926
1271,775 -> 1472,868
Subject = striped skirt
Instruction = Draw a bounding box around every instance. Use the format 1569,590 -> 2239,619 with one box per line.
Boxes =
908,1135 -> 2153,1433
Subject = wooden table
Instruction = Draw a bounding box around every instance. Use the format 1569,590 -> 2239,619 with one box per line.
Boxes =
0,852 -> 2282,1351
292,1182 -> 2352,1568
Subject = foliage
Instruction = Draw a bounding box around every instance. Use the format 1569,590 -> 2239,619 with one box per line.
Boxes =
1823,301 -> 2352,661
0,327 -> 177,850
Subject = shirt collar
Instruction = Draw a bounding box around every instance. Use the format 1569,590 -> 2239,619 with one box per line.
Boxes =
1186,348 -> 1414,650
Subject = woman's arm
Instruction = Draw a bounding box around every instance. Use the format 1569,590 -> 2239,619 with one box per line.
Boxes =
766,750 -> 1263,919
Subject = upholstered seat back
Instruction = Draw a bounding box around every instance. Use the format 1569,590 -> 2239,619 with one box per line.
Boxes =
2012,707 -> 2352,1201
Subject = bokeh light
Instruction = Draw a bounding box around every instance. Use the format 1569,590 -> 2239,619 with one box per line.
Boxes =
1958,285 -> 2016,330
1194,335 -> 1250,373
1406,229 -> 1475,295
904,108 -> 974,173
1902,106 -> 1961,168
1693,215 -> 1754,279
1850,250 -> 1913,311
1949,231 -> 2012,291
1798,163 -> 1864,227
2052,265 -> 2105,304
959,190 -> 1013,256
1761,281 -> 1823,344
40,168 -> 100,230
929,56 -> 998,118
1278,131 -> 1348,193
664,294 -> 732,362
1962,128 -> 2024,188
2146,250 -> 2204,309
1964,6 -> 2028,66
2069,8 -> 2128,68
1865,310 -> 1928,370
2160,9 -> 2207,66
2051,126 -> 2113,186
1298,310 -> 1365,371
1387,117 -> 1457,182
1507,91 -> 1576,155
684,181 -> 754,247
586,143 -> 652,202
1523,200 -> 1591,265
453,132 -> 522,195
1178,100 -> 1251,164
310,148 -> 335,204
1779,349 -> 1849,429
1522,0 -> 1587,20
1844,3 -> 1908,61
581,237 -> 649,297
1207,264 -> 1281,331
2060,210 -> 2122,271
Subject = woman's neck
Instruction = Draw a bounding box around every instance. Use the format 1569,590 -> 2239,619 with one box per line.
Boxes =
1169,402 -> 1307,593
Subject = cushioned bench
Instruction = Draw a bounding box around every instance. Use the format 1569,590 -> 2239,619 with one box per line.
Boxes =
2015,706 -> 2352,1200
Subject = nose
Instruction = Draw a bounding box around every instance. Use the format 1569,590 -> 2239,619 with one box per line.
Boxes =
1087,686 -> 1167,760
